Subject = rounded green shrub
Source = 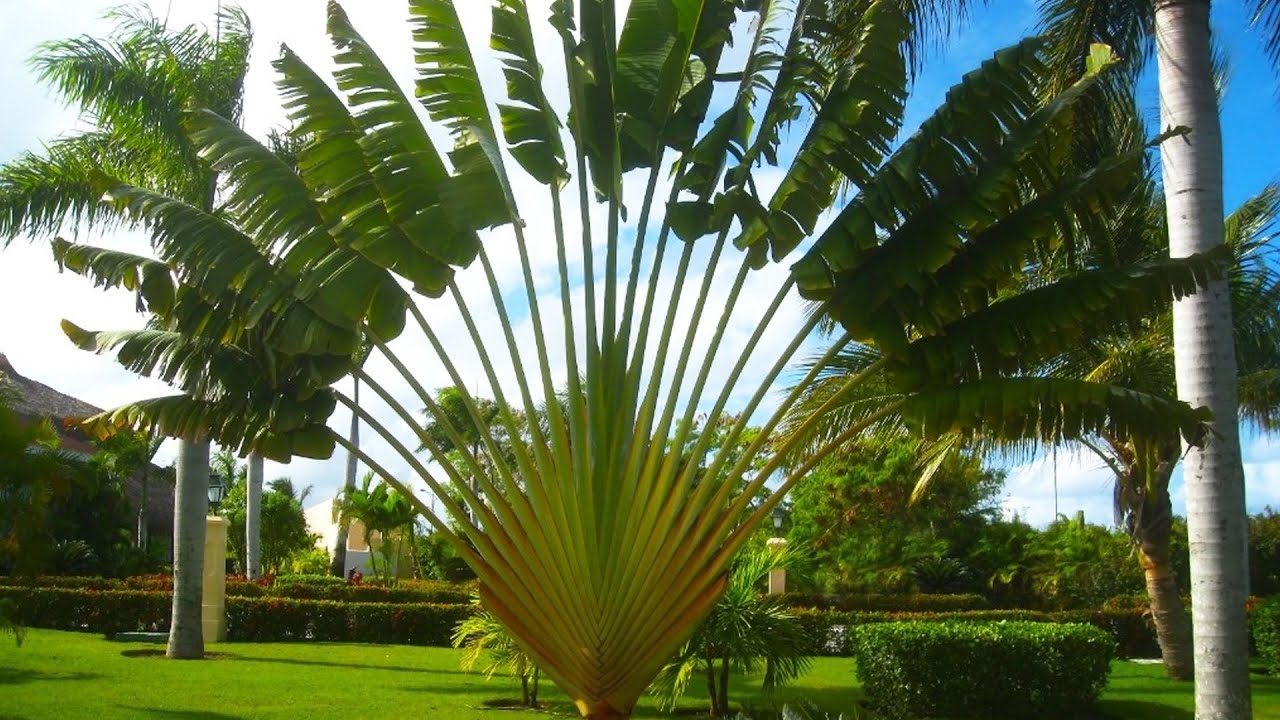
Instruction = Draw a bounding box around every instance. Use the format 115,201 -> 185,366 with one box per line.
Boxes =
853,621 -> 1116,719
1252,595 -> 1280,675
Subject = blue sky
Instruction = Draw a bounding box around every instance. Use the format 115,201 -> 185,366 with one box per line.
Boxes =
0,0 -> 1276,527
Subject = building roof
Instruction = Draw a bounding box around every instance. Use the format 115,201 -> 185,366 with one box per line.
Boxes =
1,353 -> 101,422
0,352 -> 174,534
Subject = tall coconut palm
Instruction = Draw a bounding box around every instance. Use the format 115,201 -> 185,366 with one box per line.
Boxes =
1037,1 -> 1280,714
0,5 -> 251,660
51,2 -> 1232,717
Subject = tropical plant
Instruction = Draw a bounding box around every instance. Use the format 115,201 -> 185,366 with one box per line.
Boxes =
0,399 -> 85,578
651,543 -> 811,717
453,597 -> 542,708
778,88 -> 1280,675
37,1 -> 1232,716
0,4 -> 252,660
333,473 -> 418,582
1037,1 -> 1280,714
1065,184 -> 1280,677
90,429 -> 166,551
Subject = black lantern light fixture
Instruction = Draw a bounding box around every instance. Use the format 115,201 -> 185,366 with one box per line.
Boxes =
771,503 -> 787,534
207,473 -> 226,511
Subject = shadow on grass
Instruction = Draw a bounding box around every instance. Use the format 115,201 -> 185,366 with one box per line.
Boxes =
0,667 -> 101,686
141,651 -> 475,676
117,708 -> 245,720
1096,700 -> 1193,720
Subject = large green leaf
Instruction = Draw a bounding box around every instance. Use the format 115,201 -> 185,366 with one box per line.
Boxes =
734,0 -> 909,265
615,0 -> 706,169
410,0 -> 513,223
491,0 -> 569,186
900,377 -> 1211,449
51,238 -> 175,315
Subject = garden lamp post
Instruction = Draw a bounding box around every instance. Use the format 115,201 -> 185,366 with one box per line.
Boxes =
203,470 -> 229,642
767,504 -> 788,595
206,473 -> 225,512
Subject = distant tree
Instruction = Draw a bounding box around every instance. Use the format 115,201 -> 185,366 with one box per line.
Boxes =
787,437 -> 1003,593
1251,508 -> 1280,597
218,464 -> 315,576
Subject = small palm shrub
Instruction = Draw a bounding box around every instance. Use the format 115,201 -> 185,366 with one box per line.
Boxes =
911,557 -> 972,594
453,598 -> 541,708
651,544 -> 811,716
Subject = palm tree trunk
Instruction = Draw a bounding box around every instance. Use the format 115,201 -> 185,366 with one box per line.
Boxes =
136,464 -> 149,550
329,375 -> 360,577
706,658 -> 719,716
245,452 -> 264,580
1154,1 -> 1252,717
717,657 -> 730,717
167,438 -> 208,659
1132,473 -> 1194,680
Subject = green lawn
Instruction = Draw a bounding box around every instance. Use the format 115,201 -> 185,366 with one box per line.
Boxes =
0,630 -> 1276,719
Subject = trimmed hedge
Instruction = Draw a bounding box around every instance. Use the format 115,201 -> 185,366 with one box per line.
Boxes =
224,597 -> 470,645
782,592 -> 988,612
853,621 -> 1116,719
791,607 -> 1155,658
0,575 -> 471,605
0,587 -> 170,634
0,585 -> 472,647
225,597 -> 472,645
1253,596 -> 1280,675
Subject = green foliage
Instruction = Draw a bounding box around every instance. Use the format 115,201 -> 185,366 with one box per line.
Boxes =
216,453 -> 318,576
779,592 -> 989,613
0,400 -> 87,578
1252,508 -> 1280,596
789,607 -> 1155,659
0,574 -> 473,605
453,597 -> 542,707
1253,596 -> 1280,676
787,437 -> 1003,593
651,544 -> 811,716
981,512 -> 1145,610
415,531 -> 477,582
0,584 -> 469,646
853,621 -> 1116,719
284,548 -> 332,576
272,573 -> 345,587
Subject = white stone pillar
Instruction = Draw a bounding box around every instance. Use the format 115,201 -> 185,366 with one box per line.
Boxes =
202,516 -> 228,643
766,537 -> 788,595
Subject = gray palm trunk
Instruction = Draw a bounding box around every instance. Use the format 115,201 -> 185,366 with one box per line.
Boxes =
1155,0 -> 1252,716
167,438 -> 209,659
136,464 -> 149,550
329,375 -> 359,577
245,452 -> 264,580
